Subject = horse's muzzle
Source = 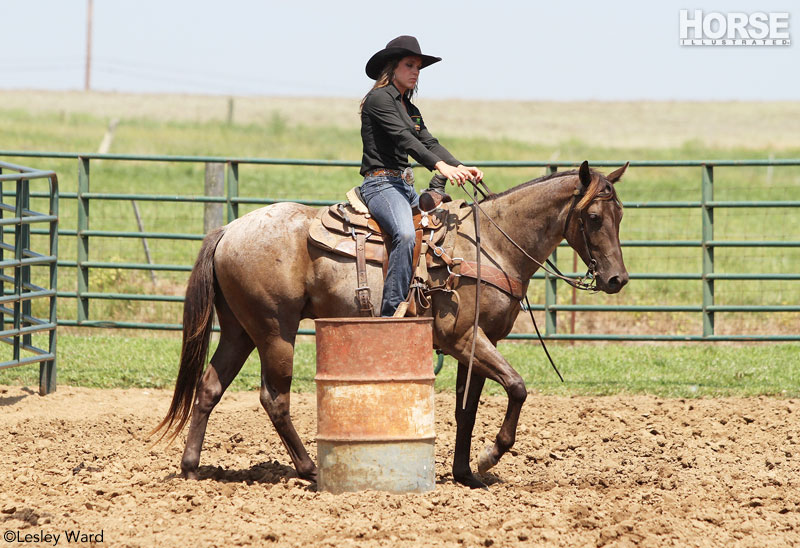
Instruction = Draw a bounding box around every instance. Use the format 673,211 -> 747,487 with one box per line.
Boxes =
601,272 -> 629,294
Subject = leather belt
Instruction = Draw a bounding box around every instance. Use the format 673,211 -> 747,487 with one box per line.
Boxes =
364,168 -> 403,178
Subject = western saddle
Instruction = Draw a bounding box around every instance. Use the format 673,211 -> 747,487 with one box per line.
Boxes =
307,187 -> 525,317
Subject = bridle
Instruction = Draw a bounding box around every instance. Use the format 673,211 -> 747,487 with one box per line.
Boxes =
456,175 -> 615,405
559,188 -> 601,292
466,179 -> 607,294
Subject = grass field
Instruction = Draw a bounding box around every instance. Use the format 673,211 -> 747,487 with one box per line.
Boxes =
3,90 -> 800,150
0,91 -> 798,394
1,334 -> 798,398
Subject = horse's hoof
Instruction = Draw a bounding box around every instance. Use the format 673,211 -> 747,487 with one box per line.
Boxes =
298,466 -> 318,483
303,471 -> 318,483
453,472 -> 489,490
181,468 -> 199,480
477,444 -> 499,474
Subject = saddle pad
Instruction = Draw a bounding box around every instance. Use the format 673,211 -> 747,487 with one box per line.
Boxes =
308,211 -> 386,264
346,187 -> 370,214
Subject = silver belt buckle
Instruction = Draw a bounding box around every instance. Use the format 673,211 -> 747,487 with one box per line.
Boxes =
402,167 -> 414,186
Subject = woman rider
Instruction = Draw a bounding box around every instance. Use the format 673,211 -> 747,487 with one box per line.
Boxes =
360,35 -> 484,317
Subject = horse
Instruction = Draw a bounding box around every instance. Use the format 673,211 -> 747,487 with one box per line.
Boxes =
153,160 -> 629,489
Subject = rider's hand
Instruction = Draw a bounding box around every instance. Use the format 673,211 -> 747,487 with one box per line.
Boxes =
435,162 -> 472,186
458,165 -> 484,183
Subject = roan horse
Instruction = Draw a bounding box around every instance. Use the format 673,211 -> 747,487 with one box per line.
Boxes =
154,160 -> 629,489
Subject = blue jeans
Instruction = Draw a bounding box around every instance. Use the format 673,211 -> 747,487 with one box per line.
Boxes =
360,176 -> 419,317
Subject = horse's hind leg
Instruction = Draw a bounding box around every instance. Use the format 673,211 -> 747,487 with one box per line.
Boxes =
180,298 -> 255,479
257,329 -> 317,482
453,363 -> 488,489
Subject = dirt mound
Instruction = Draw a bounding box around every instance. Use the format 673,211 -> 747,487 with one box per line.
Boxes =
1,385 -> 798,547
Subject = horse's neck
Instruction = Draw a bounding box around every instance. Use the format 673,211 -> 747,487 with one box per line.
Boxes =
476,178 -> 575,279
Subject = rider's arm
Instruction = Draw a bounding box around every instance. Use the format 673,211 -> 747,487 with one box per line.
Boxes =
362,90 -> 442,171
417,124 -> 461,168
412,105 -> 481,183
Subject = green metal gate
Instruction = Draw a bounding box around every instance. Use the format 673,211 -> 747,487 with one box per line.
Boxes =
0,151 -> 798,342
0,161 -> 58,394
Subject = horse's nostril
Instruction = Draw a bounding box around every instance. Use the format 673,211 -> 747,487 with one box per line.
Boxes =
607,275 -> 629,290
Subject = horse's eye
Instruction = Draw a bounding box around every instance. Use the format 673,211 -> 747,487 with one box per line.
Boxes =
589,213 -> 601,223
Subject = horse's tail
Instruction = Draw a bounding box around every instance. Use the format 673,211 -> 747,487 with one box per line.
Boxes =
150,226 -> 226,445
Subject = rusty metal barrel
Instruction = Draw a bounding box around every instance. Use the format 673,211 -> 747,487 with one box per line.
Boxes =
315,317 -> 435,494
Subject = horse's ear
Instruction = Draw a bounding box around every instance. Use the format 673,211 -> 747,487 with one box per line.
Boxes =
579,161 -> 591,187
606,162 -> 629,184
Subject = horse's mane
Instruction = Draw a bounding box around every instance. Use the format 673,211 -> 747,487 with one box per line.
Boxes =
482,170 -> 578,202
482,168 -> 620,211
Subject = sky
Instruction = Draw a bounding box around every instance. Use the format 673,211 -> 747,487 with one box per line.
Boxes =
1,0 -> 797,101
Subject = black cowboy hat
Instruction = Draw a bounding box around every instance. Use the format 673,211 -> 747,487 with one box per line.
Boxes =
365,35 -> 441,80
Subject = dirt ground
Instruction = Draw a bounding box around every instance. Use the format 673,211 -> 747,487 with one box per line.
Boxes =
1,385 -> 798,548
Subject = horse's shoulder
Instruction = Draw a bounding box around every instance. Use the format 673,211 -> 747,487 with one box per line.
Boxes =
435,199 -> 472,227
437,199 -> 470,216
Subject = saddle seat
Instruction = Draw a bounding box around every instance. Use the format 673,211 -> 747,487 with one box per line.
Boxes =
307,186 -> 451,264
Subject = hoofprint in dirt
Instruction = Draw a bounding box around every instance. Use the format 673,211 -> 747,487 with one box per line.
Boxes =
1,385 -> 798,548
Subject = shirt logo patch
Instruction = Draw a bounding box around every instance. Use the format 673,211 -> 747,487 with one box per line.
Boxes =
411,115 -> 422,132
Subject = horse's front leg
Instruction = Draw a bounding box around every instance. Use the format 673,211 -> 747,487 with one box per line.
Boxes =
453,362 -> 487,488
446,329 -> 528,479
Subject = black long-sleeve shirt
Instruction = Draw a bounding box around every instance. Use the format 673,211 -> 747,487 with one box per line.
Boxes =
360,83 -> 460,176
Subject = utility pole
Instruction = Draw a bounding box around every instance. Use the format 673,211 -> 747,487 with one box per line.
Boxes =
85,0 -> 93,91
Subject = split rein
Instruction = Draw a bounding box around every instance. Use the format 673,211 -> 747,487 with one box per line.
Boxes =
455,177 -> 602,404
462,180 -> 600,293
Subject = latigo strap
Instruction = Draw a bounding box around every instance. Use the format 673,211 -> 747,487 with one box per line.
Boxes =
355,232 -> 374,316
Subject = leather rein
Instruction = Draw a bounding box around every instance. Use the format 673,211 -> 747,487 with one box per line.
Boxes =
456,177 -> 603,406
470,184 -> 600,293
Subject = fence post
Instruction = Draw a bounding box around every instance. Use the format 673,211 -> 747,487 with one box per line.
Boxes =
226,161 -> 239,223
20,177 -> 31,350
702,164 -> 714,337
545,165 -> 558,336
0,167 -> 3,335
204,163 -> 225,232
13,178 -> 23,363
77,157 -> 90,324
40,174 -> 58,395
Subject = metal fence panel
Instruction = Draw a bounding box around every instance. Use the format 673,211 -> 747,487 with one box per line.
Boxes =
0,151 -> 798,342
0,160 -> 58,394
